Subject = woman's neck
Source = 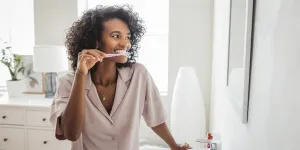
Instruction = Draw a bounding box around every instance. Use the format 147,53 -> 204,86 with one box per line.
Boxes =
92,61 -> 117,86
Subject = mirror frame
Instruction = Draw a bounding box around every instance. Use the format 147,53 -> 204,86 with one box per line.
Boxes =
226,0 -> 255,124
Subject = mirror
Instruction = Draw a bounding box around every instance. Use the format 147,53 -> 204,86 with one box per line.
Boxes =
0,0 -> 229,149
227,0 -> 255,123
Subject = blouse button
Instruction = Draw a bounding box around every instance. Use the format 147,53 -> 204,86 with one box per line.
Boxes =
112,136 -> 116,140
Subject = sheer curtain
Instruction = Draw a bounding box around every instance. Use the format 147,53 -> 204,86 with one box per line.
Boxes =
0,1 -> 12,87
87,0 -> 169,92
0,0 -> 169,92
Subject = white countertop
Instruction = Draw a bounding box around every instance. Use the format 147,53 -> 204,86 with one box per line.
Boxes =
0,92 -> 53,108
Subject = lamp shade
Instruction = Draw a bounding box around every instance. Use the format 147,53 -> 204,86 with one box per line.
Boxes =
33,45 -> 69,72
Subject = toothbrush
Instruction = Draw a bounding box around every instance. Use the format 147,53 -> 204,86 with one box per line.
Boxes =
105,52 -> 130,57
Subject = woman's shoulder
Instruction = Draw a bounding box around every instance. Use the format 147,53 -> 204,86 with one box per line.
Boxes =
130,63 -> 153,80
118,62 -> 147,72
117,63 -> 149,81
131,62 -> 147,71
128,62 -> 149,75
56,71 -> 75,85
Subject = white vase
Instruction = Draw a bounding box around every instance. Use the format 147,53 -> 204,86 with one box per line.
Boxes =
170,67 -> 206,148
6,80 -> 24,97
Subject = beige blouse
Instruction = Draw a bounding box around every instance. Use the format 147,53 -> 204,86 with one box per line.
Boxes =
49,63 -> 167,150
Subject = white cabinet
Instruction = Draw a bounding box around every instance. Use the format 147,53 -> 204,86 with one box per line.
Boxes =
0,127 -> 25,150
26,110 -> 52,127
0,94 -> 71,150
27,129 -> 71,150
0,108 -> 25,125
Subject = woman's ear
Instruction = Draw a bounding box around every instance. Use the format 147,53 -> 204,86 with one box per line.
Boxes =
96,42 -> 101,50
96,41 -> 104,50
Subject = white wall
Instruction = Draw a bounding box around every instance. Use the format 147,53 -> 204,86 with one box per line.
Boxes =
210,0 -> 300,150
138,0 -> 214,145
168,0 -> 213,131
34,0 -> 78,45
32,0 -> 214,145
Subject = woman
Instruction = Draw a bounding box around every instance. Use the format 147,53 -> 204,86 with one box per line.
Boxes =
49,5 -> 190,150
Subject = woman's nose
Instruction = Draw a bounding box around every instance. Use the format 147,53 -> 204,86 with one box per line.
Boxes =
119,40 -> 130,49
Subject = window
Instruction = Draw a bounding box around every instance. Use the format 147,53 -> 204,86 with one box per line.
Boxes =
87,0 -> 169,92
0,0 -> 169,92
0,1 -> 12,87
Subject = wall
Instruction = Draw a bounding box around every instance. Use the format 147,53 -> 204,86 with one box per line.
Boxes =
138,0 -> 214,145
34,0 -> 78,45
168,0 -> 213,131
32,0 -> 214,145
210,0 -> 300,150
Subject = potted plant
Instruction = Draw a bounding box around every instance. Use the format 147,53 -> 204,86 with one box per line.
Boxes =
0,40 -> 25,96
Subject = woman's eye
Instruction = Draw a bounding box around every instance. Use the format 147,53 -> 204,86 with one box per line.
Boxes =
125,36 -> 131,40
112,35 -> 120,38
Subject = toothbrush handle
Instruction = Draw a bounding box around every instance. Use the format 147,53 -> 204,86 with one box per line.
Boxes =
105,54 -> 120,57
105,52 -> 129,57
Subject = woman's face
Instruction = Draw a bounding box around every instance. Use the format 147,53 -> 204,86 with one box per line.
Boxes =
98,18 -> 131,64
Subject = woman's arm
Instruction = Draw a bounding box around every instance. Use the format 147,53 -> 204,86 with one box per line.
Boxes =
60,49 -> 105,141
142,67 -> 190,149
151,123 -> 191,150
60,72 -> 86,141
151,123 -> 178,148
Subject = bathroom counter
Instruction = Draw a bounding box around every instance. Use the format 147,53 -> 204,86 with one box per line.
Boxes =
0,93 -> 52,109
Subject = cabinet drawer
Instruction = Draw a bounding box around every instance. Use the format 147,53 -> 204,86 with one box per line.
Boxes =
27,129 -> 71,150
26,110 -> 52,127
0,108 -> 25,125
0,127 -> 25,150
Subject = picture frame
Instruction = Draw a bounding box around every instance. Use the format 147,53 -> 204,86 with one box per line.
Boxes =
226,0 -> 255,124
23,72 -> 45,94
20,55 -> 45,94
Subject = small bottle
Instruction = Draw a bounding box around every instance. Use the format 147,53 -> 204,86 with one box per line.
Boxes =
205,132 -> 213,148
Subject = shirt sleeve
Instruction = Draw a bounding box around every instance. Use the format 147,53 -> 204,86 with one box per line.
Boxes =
49,75 -> 72,140
142,69 -> 167,127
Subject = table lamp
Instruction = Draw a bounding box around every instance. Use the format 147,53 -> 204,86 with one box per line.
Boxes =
33,45 -> 69,98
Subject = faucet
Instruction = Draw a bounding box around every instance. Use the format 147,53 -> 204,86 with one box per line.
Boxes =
195,139 -> 221,150
210,143 -> 218,150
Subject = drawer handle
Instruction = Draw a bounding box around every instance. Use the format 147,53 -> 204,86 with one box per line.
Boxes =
4,138 -> 8,142
42,118 -> 46,121
43,141 -> 47,144
2,116 -> 6,119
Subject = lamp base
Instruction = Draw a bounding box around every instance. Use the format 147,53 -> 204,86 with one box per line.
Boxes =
44,72 -> 57,98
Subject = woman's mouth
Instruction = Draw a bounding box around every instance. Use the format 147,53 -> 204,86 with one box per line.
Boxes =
114,49 -> 127,54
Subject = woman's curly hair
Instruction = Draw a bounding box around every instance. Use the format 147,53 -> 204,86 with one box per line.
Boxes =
65,4 -> 146,72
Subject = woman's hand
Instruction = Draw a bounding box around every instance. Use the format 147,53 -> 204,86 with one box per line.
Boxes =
76,49 -> 106,75
171,143 -> 191,150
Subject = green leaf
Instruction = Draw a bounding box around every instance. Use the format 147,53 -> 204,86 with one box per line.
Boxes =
18,66 -> 25,74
